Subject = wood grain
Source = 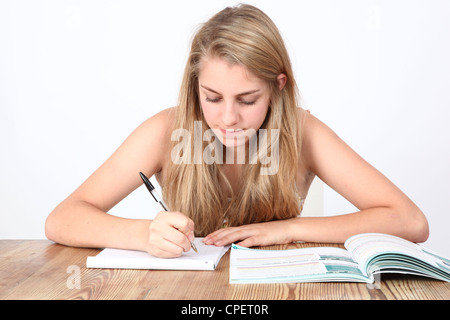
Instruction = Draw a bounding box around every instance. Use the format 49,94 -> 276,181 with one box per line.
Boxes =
0,240 -> 449,300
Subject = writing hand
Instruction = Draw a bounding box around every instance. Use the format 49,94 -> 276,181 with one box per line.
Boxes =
146,211 -> 195,258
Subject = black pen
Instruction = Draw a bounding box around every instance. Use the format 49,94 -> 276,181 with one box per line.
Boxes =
139,172 -> 198,253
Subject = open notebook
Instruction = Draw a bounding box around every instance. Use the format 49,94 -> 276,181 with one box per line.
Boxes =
87,238 -> 229,271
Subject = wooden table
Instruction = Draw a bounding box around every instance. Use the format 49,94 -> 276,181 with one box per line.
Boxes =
1,240 -> 449,300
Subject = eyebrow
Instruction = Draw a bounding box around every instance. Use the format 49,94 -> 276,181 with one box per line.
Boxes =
200,85 -> 261,97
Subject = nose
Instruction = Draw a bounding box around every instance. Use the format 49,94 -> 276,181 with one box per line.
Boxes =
222,102 -> 240,127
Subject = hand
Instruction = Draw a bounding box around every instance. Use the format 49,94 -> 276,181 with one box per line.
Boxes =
146,211 -> 195,258
203,220 -> 294,248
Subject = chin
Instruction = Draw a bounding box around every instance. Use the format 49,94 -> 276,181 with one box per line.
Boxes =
223,137 -> 247,148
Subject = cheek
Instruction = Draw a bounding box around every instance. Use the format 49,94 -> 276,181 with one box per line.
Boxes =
248,102 -> 270,128
200,103 -> 218,127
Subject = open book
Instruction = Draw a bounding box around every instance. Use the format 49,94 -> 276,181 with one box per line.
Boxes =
230,233 -> 450,284
87,238 -> 229,271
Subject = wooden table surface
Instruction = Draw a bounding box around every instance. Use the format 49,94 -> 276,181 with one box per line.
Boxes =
0,240 -> 449,300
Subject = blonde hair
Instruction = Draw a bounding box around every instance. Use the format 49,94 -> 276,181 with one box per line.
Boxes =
163,4 -> 302,236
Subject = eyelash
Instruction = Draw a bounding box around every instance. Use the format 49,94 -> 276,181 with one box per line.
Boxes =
205,97 -> 256,106
205,97 -> 220,103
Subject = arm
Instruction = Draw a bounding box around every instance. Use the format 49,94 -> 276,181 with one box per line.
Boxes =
45,108 -> 194,256
295,112 -> 429,243
204,111 -> 429,247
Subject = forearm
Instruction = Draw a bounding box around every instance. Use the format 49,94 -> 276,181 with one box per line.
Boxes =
291,206 -> 429,244
45,199 -> 151,251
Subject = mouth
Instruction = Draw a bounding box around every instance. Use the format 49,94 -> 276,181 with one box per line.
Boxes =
220,128 -> 244,136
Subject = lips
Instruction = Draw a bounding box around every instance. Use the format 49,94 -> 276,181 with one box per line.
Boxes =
220,128 -> 244,136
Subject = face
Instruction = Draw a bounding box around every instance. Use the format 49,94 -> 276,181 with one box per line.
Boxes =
198,56 -> 272,148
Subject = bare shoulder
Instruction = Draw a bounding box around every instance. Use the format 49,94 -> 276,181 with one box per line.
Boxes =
297,108 -> 334,137
297,108 -> 332,149
140,107 -> 176,135
297,108 -> 342,172
135,107 -> 177,171
65,107 -> 177,212
136,107 -> 177,148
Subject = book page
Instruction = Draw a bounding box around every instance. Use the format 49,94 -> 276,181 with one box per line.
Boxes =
230,245 -> 369,283
344,233 -> 444,272
87,238 -> 229,270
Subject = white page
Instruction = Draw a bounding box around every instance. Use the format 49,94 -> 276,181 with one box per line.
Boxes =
86,238 -> 229,271
344,233 -> 441,269
229,244 -> 366,283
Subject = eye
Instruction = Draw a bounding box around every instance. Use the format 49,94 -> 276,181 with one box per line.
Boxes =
239,100 -> 257,106
206,97 -> 221,103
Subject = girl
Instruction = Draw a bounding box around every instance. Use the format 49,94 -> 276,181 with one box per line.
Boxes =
45,4 -> 428,258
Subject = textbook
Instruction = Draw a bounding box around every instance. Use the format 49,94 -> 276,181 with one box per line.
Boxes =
230,233 -> 450,284
87,238 -> 229,271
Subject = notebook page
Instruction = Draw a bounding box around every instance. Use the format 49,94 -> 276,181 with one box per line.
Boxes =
87,238 -> 229,270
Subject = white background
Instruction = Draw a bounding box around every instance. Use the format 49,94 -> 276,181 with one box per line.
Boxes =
1,1 -> 449,256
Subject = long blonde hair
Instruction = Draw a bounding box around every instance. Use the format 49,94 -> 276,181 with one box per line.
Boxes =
163,4 -> 302,236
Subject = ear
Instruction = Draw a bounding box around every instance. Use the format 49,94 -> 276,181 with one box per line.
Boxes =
276,73 -> 287,90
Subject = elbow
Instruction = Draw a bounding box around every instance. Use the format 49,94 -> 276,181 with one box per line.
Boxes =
412,216 -> 429,244
45,205 -> 66,244
45,211 -> 58,243
404,207 -> 429,244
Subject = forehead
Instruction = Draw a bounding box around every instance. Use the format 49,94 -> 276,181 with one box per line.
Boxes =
198,56 -> 268,93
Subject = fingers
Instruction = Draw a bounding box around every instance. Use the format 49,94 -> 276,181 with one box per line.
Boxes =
204,226 -> 257,247
147,211 -> 195,258
149,229 -> 190,258
170,213 -> 195,237
203,221 -> 291,248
